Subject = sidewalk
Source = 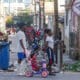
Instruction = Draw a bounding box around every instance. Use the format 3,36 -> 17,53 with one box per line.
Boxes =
63,53 -> 76,64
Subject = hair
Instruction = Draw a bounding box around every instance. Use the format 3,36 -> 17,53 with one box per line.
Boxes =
17,22 -> 26,29
47,29 -> 51,33
30,53 -> 35,58
46,29 -> 52,36
44,29 -> 51,34
44,29 -> 48,33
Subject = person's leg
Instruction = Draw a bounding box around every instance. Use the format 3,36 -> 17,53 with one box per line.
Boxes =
17,52 -> 25,75
18,53 -> 22,64
17,52 -> 26,64
51,49 -> 54,65
18,59 -> 22,64
46,47 -> 50,66
46,48 -> 52,74
46,47 -> 51,61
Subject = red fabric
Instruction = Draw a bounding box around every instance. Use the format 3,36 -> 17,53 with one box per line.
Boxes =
0,32 -> 3,36
49,59 -> 53,65
31,55 -> 39,71
36,31 -> 40,36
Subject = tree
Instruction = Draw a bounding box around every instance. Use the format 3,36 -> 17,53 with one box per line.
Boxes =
14,9 -> 33,27
6,16 -> 14,27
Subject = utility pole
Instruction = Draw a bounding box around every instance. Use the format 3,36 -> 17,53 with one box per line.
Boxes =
54,0 -> 63,70
9,0 -> 10,15
34,0 -> 37,28
39,0 -> 45,29
39,1 -> 41,29
34,0 -> 41,30
54,0 -> 59,64
54,0 -> 59,40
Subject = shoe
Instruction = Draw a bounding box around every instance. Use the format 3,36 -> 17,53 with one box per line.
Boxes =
49,72 -> 56,76
9,64 -> 14,68
18,73 -> 24,76
14,68 -> 17,71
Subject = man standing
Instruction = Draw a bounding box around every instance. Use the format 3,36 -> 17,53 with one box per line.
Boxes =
16,23 -> 28,75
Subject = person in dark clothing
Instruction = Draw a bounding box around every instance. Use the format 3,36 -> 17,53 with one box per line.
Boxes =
44,29 -> 55,75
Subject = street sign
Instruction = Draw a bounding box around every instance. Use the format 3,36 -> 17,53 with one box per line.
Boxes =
72,0 -> 80,16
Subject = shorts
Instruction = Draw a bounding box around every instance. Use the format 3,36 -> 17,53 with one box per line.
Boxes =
18,52 -> 26,60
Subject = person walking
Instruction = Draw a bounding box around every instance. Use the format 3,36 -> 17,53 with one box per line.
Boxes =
16,23 -> 28,75
45,29 -> 55,75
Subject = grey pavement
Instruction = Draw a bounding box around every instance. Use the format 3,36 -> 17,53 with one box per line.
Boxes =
63,53 -> 76,64
0,71 -> 80,80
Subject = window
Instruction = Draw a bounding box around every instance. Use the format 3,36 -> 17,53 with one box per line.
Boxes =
66,10 -> 68,26
17,0 -> 23,3
4,7 -> 9,15
3,0 -> 16,3
10,0 -> 16,3
70,32 -> 76,47
17,7 -> 23,11
45,0 -> 53,2
3,0 -> 8,3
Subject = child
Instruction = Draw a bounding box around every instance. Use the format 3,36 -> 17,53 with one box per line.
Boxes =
45,29 -> 55,75
30,53 -> 40,71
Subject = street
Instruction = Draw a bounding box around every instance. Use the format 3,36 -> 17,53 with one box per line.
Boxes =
0,71 -> 80,80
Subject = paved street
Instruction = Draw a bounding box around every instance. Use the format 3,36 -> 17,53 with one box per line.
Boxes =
0,71 -> 80,80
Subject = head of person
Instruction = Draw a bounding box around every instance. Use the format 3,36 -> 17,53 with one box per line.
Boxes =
30,53 -> 36,59
46,29 -> 52,36
44,28 -> 49,34
19,22 -> 26,32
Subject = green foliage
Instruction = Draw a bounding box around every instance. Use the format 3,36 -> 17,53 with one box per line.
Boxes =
6,17 -> 13,27
16,9 -> 33,26
6,18 -> 13,24
64,61 -> 80,72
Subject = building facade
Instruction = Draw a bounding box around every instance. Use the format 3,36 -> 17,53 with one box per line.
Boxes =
2,0 -> 26,16
31,0 -> 65,31
65,0 -> 80,59
0,0 -> 27,32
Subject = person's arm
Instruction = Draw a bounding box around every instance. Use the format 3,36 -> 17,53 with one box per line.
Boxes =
20,39 -> 26,53
44,36 -> 49,49
45,41 -> 48,49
